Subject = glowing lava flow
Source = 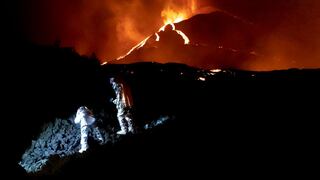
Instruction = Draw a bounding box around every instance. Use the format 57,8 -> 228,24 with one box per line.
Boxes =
115,6 -> 191,61
158,23 -> 190,44
176,30 -> 190,44
116,36 -> 151,60
116,22 -> 190,61
155,33 -> 160,42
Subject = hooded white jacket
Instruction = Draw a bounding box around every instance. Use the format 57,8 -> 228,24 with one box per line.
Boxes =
74,107 -> 96,127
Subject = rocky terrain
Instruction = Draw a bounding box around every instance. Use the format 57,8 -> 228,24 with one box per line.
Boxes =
5,43 -> 318,178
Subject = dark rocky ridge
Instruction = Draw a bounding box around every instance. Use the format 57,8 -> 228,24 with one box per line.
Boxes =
7,43 -> 318,178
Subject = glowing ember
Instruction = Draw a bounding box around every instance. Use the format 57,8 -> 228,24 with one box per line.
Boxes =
210,69 -> 222,73
198,77 -> 206,81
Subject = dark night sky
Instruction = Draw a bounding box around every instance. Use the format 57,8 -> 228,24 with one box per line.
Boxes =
4,0 -> 320,70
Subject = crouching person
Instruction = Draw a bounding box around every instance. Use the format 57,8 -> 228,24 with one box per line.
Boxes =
74,106 -> 104,153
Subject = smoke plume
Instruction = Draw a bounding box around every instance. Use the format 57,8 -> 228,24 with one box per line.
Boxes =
10,0 -> 320,70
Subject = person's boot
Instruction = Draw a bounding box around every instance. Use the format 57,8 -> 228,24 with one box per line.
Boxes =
116,130 -> 127,135
93,127 -> 104,143
79,147 -> 87,153
117,118 -> 128,135
126,116 -> 135,134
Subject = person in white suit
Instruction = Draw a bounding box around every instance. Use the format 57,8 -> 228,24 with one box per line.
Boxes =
110,77 -> 135,135
74,106 -> 103,153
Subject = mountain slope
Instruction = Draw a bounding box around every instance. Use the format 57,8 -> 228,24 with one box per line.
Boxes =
115,11 -> 259,70
16,61 -> 320,177
9,43 -> 318,177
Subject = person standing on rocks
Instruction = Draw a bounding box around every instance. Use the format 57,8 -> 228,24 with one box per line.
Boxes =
110,77 -> 136,135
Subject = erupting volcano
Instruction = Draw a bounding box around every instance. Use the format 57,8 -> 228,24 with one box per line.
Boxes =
113,9 -> 258,70
11,0 -> 320,70
108,0 -> 263,70
98,0 -> 320,71
5,0 -> 320,177
116,4 -> 192,61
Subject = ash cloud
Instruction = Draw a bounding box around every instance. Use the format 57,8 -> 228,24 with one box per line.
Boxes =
210,0 -> 320,70
11,0 -> 216,61
16,0 -> 191,60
